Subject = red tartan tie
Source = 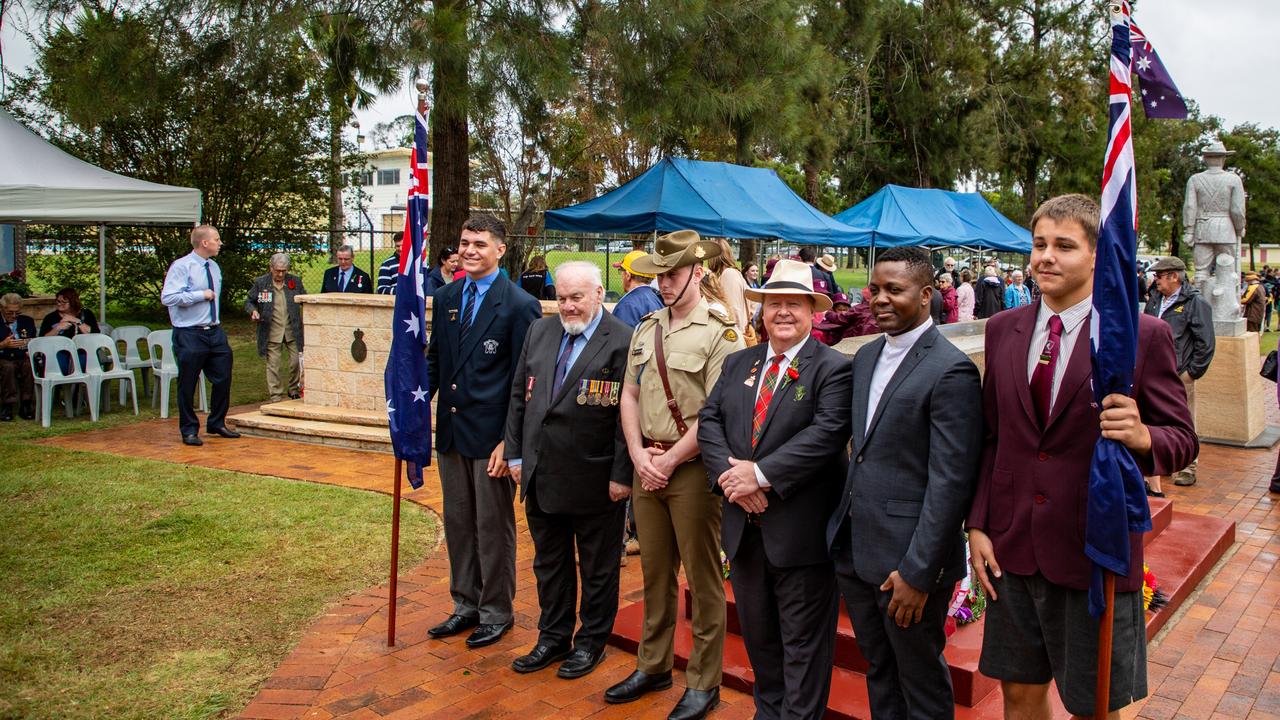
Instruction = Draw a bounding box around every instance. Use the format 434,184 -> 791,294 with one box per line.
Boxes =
752,354 -> 786,447
1029,314 -> 1064,427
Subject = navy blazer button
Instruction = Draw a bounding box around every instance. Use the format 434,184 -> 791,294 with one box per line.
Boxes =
1037,452 -> 1049,461
450,407 -> 457,413
856,455 -> 863,463
451,383 -> 457,391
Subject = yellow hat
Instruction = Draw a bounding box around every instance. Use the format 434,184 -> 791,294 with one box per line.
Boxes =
613,250 -> 655,279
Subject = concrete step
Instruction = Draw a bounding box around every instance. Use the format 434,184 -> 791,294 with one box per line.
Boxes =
228,410 -> 392,452
258,399 -> 389,427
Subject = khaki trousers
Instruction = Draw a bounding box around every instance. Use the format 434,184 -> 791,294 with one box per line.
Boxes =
632,459 -> 725,690
265,339 -> 300,402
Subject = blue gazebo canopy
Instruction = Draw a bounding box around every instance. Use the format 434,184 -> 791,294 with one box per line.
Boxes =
833,184 -> 1031,253
544,157 -> 871,247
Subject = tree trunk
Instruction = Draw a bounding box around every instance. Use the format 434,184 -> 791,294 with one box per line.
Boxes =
803,162 -> 820,206
328,104 -> 346,260
1022,153 -> 1040,225
429,31 -> 471,267
734,124 -> 757,266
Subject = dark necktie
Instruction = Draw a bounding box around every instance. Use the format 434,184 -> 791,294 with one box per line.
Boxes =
752,354 -> 786,447
459,283 -> 478,339
340,270 -> 349,291
205,261 -> 218,325
1029,314 -> 1064,426
552,333 -> 580,397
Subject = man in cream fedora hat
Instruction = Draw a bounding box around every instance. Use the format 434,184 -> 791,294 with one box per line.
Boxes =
699,258 -> 851,719
606,229 -> 744,719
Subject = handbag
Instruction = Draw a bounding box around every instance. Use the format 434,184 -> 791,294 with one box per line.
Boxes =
1262,349 -> 1277,382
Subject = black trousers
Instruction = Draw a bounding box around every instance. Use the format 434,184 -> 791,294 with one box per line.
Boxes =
833,544 -> 955,720
524,482 -> 625,653
730,524 -> 838,720
172,326 -> 233,437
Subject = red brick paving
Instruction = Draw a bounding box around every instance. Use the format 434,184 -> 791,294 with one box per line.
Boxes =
43,403 -> 1280,720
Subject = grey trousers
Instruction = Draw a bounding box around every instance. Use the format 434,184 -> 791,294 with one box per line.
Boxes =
438,450 -> 517,624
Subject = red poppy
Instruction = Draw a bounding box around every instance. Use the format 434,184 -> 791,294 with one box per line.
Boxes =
786,367 -> 800,381
287,279 -> 296,290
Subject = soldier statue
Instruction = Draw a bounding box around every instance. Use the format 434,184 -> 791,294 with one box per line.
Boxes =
1183,139 -> 1247,324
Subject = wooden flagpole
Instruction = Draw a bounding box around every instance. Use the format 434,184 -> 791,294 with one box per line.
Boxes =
388,458 -> 403,646
1094,571 -> 1117,719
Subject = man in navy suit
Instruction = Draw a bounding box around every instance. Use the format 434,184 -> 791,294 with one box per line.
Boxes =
426,215 -> 542,648
320,245 -> 373,293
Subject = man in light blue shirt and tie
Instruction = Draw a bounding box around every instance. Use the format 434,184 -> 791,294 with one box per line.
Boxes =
161,225 -> 239,446
321,245 -> 374,293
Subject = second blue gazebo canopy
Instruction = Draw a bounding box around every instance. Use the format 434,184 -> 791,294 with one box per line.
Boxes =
833,184 -> 1031,253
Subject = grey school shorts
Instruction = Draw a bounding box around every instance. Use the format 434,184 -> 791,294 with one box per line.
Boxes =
978,571 -> 1147,716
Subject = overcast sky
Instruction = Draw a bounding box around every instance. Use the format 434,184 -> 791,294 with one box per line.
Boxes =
3,0 -> 1276,140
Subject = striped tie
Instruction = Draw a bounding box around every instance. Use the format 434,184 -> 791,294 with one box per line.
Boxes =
459,283 -> 478,339
752,354 -> 786,447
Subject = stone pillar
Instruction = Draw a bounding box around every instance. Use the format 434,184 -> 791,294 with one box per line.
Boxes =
1195,332 -> 1266,445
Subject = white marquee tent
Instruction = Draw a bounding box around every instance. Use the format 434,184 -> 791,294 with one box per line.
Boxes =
0,108 -> 202,319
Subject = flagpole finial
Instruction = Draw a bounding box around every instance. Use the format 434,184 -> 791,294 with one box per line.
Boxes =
415,80 -> 429,99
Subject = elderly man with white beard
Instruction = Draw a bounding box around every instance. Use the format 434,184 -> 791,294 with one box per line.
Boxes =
503,261 -> 635,679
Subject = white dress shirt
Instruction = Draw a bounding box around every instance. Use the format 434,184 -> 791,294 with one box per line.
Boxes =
866,318 -> 933,433
752,336 -> 809,489
1025,295 -> 1092,408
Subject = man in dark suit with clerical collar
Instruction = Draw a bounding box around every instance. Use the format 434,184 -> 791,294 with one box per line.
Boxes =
502,261 -> 633,679
320,245 -> 373,293
425,215 -> 542,649
698,259 -> 852,720
827,246 -> 984,719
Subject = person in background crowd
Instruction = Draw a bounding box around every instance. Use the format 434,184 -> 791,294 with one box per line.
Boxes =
425,215 -> 542,650
929,280 -> 945,325
744,262 -> 761,289
699,259 -> 852,720
504,262 -> 633,680
813,290 -> 879,345
1004,270 -> 1032,309
376,249 -> 400,295
1135,263 -> 1150,305
1270,269 -> 1280,332
40,287 -> 98,339
519,255 -> 557,301
424,245 -> 460,295
935,256 -> 957,287
0,293 -> 37,420
611,250 -> 663,329
797,247 -> 832,296
1241,272 -> 1266,333
161,225 -> 239,446
320,245 -> 373,293
817,254 -> 843,295
956,269 -> 976,322
763,258 -> 781,283
707,239 -> 751,334
1144,256 -> 1214,493
245,253 -> 307,402
605,230 -> 743,719
968,194 -> 1196,720
830,246 -> 983,719
1264,268 -> 1278,331
976,266 -> 1006,319
1270,333 -> 1280,494
938,273 -> 959,323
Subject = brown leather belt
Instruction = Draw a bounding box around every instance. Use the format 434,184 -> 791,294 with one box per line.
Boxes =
642,437 -> 700,464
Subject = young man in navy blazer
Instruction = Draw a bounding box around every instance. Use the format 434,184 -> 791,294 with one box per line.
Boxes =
425,215 -> 542,648
967,195 -> 1197,718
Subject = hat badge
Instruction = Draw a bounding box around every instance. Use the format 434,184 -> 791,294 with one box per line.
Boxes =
693,246 -> 706,259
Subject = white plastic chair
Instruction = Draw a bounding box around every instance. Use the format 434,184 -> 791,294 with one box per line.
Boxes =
75,333 -> 138,416
147,329 -> 207,418
111,325 -> 153,399
27,336 -> 95,427
97,320 -> 114,337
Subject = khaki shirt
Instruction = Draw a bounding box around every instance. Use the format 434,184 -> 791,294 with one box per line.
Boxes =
625,298 -> 744,443
268,282 -> 292,343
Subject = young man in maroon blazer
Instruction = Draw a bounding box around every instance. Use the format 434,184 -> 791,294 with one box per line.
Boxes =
967,194 -> 1197,719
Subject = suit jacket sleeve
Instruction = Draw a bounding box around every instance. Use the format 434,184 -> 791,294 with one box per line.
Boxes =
1134,319 -> 1199,477
754,356 -> 853,501
899,357 -> 984,591
611,406 -> 634,486
696,353 -> 739,495
1187,297 -> 1215,380
504,321 -> 535,460
511,293 -> 542,380
244,276 -> 265,315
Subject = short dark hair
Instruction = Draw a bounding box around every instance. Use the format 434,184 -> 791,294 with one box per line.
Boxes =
797,246 -> 817,263
1030,194 -> 1099,249
462,214 -> 506,243
875,247 -> 933,287
435,245 -> 457,267
56,287 -> 83,315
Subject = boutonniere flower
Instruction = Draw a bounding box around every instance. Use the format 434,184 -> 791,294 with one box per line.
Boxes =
793,385 -> 806,401
785,357 -> 800,382
287,279 -> 296,290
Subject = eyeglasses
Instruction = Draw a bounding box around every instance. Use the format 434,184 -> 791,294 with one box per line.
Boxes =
55,298 -> 69,304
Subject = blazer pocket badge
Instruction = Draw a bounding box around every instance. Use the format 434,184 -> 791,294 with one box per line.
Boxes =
449,309 -> 459,322
483,339 -> 499,354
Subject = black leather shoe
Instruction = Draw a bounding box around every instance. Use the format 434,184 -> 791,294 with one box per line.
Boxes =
0,404 -> 13,421
510,643 -> 571,673
427,614 -> 478,639
557,647 -> 605,679
604,669 -> 673,704
465,621 -> 512,648
208,426 -> 241,439
668,687 -> 719,720
18,402 -> 33,420
182,435 -> 203,446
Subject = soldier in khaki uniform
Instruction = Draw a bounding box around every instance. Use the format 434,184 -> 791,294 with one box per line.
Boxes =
605,230 -> 744,720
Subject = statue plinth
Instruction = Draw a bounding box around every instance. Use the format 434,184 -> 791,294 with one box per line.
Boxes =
1196,331 -> 1269,446
1214,318 -> 1246,337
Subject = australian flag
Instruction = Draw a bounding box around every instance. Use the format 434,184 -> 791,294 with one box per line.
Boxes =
1130,20 -> 1189,120
383,100 -> 433,489
1086,1 -> 1185,618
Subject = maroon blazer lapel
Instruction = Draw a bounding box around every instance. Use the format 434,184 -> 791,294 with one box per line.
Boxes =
1009,304 -> 1039,427
1045,314 -> 1093,431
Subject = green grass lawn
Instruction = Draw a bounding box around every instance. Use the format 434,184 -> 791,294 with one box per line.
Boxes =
0,318 -> 437,720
